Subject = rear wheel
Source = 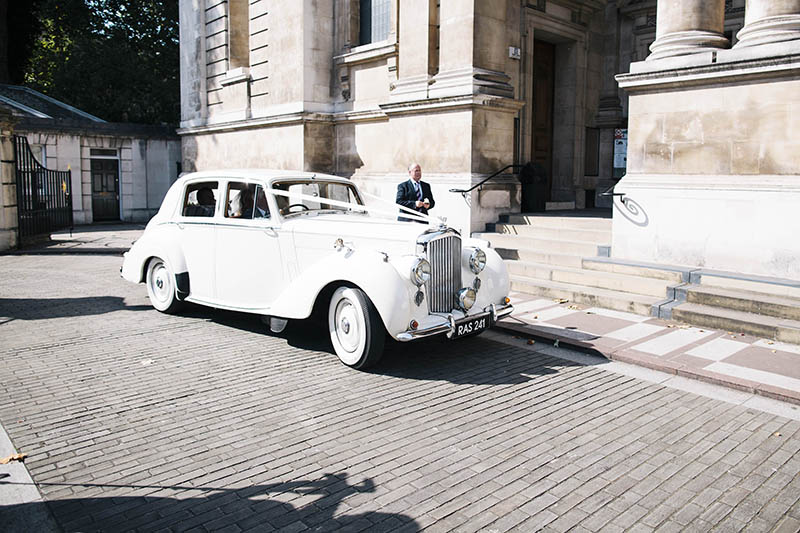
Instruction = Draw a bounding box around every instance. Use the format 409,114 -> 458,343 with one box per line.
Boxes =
328,286 -> 384,369
145,258 -> 183,314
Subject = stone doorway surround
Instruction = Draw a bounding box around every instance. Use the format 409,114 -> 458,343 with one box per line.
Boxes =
520,5 -> 589,207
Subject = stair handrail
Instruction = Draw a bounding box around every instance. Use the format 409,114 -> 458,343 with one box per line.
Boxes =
449,164 -> 526,200
600,182 -> 626,204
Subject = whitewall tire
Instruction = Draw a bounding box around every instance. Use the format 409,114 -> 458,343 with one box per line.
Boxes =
328,286 -> 384,369
145,258 -> 183,314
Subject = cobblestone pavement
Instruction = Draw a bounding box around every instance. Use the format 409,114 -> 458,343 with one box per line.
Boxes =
1,251 -> 800,532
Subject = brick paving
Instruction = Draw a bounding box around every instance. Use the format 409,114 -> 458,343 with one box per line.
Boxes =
1,246 -> 800,531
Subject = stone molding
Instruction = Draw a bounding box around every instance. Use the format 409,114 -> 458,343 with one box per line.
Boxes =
617,174 -> 800,193
735,15 -> 800,48
380,94 -> 524,117
618,41 -> 800,90
178,92 -> 525,136
333,41 -> 397,66
176,112 -> 335,136
647,30 -> 730,61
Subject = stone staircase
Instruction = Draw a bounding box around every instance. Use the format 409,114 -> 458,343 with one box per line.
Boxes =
476,212 -> 800,343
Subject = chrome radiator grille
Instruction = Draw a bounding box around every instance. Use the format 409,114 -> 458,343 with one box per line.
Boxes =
425,234 -> 462,313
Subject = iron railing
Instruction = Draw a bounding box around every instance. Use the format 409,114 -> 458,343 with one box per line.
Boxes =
14,136 -> 73,243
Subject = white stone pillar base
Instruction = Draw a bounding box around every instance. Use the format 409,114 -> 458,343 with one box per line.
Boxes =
612,174 -> 800,280
734,15 -> 800,48
648,31 -> 730,61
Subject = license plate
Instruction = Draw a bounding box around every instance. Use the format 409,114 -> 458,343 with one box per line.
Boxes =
452,315 -> 490,339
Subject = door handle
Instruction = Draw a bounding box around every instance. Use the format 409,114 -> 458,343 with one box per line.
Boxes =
177,223 -> 184,230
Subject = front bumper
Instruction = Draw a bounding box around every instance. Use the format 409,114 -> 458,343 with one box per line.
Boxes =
395,302 -> 513,341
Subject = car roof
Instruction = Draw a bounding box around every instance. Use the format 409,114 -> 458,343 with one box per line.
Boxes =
177,169 -> 353,186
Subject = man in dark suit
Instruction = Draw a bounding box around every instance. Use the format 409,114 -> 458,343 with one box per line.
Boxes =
396,163 -> 435,222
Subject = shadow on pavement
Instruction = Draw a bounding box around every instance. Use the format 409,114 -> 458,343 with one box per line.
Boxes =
0,472 -> 417,533
186,307 -> 580,385
0,297 -> 151,322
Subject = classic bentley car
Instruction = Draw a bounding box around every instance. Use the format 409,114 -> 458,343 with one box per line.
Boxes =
121,170 -> 513,369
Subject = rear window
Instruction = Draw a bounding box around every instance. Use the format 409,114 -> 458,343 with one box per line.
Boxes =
182,182 -> 218,217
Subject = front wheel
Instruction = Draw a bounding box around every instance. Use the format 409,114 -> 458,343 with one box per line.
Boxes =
328,286 -> 385,369
145,258 -> 183,314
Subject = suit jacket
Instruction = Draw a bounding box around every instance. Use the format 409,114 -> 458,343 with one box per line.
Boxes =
396,179 -> 435,222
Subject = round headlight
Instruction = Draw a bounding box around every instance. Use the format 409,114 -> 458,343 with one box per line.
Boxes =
411,258 -> 431,286
457,287 -> 476,311
469,248 -> 487,274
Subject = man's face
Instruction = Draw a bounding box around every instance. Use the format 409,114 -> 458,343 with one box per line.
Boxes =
409,165 -> 422,182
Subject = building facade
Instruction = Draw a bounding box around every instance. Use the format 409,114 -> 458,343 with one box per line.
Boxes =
178,0 -> 799,279
0,84 -> 181,236
615,0 -> 800,279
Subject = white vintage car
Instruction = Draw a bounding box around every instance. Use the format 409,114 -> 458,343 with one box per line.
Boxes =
122,170 -> 513,369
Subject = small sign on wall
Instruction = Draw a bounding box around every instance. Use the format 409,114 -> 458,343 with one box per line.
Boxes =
509,46 -> 521,60
613,128 -> 627,179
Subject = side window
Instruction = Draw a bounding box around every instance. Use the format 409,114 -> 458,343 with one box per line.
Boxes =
225,182 -> 270,220
183,182 -> 218,217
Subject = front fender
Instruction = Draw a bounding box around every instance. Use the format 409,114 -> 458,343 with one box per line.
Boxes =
269,249 -> 418,336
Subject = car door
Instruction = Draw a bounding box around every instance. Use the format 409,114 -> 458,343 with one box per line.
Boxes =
178,180 -> 219,302
215,181 -> 284,310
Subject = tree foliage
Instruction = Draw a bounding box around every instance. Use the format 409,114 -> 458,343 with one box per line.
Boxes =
23,0 -> 179,124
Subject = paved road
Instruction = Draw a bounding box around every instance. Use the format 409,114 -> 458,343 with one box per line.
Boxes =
1,252 -> 800,532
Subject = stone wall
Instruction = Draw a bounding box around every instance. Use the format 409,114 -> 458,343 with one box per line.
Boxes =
615,0 -> 800,280
0,111 -> 16,251
19,130 -> 179,224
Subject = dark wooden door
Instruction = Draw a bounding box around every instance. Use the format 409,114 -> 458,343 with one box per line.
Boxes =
91,159 -> 120,221
530,39 -> 555,204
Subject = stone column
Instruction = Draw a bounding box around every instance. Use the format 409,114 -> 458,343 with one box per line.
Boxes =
430,0 -> 512,99
179,0 -> 207,128
647,0 -> 729,60
735,0 -> 800,47
0,109 -> 17,251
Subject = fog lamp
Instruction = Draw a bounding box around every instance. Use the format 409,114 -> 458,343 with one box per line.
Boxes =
457,288 -> 477,311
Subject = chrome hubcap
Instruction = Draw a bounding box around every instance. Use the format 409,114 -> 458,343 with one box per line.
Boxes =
335,300 -> 359,353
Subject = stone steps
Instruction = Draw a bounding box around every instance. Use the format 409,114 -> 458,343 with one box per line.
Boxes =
684,285 -> 800,322
477,233 -> 602,257
672,302 -> 800,344
500,214 -> 613,230
506,261 -> 671,298
493,223 -> 611,243
496,247 -> 584,268
486,212 -> 800,345
510,275 -> 661,316
582,257 -> 686,283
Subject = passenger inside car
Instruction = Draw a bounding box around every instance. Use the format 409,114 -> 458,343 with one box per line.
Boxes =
184,186 -> 217,217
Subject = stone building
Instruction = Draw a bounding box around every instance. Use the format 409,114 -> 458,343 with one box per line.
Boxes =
0,84 -> 181,235
177,0 -> 798,279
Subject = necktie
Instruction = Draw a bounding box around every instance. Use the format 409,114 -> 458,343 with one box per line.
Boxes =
415,182 -> 422,201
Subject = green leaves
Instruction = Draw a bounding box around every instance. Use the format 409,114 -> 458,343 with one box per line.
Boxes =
24,0 -> 179,124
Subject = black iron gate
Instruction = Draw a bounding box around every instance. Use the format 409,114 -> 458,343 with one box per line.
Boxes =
14,136 -> 73,243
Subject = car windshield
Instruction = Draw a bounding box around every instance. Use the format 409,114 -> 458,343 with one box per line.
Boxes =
271,179 -> 365,217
